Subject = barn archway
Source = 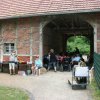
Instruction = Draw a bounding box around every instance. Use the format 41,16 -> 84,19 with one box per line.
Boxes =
42,15 -> 93,64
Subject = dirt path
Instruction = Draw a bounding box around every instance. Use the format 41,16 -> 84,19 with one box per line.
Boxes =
0,71 -> 91,100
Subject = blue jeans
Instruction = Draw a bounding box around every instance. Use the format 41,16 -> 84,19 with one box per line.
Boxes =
48,62 -> 57,71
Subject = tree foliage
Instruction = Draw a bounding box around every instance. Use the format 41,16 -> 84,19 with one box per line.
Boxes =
67,36 -> 90,54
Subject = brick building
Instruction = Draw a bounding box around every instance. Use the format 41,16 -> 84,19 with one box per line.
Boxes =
0,0 -> 100,63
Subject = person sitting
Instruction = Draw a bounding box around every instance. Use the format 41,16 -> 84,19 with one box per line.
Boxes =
56,53 -> 63,71
62,54 -> 71,71
71,54 -> 81,69
79,58 -> 86,67
72,54 -> 81,62
34,55 -> 42,75
76,58 -> 87,84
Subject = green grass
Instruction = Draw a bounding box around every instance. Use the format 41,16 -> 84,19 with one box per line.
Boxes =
0,86 -> 29,100
90,79 -> 100,100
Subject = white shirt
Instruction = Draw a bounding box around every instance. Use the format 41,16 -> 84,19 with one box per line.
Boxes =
9,53 -> 17,62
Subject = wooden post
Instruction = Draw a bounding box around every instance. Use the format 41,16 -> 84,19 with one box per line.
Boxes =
30,27 -> 33,63
39,22 -> 43,61
15,20 -> 18,54
94,23 -> 97,53
0,24 -> 3,62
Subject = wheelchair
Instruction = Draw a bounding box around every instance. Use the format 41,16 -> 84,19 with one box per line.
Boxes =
68,66 -> 89,90
62,58 -> 71,71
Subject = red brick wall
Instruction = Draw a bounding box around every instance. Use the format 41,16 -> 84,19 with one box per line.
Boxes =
17,28 -> 30,55
3,56 -> 9,62
3,56 -> 30,62
2,20 -> 16,42
17,56 -> 30,62
1,13 -> 100,62
32,27 -> 40,55
1,17 -> 40,62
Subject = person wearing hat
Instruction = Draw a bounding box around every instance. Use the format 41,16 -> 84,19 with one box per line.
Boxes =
34,55 -> 42,75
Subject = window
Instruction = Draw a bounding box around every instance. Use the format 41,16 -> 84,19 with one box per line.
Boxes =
4,43 -> 15,54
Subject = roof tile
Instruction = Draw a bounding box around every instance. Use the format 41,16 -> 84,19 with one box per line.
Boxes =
0,0 -> 100,19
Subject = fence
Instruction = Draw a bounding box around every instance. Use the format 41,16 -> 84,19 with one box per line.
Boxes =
94,52 -> 100,88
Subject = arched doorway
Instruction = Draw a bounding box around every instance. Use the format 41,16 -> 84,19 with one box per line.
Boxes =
42,15 -> 93,62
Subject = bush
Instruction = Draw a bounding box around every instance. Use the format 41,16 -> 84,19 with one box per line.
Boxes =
90,79 -> 100,100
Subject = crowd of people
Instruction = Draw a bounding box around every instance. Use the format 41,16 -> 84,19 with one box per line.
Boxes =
43,48 -> 90,72
43,48 -> 91,83
9,47 -> 91,77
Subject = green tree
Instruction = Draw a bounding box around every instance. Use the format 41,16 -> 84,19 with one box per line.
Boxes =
67,36 -> 90,54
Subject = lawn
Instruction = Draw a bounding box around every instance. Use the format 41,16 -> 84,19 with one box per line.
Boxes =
90,79 -> 100,100
0,86 -> 29,100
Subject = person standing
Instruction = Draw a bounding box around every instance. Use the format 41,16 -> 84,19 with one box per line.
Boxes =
48,49 -> 57,72
9,51 -> 17,75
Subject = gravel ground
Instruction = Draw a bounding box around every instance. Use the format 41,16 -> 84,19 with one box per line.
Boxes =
0,71 -> 91,100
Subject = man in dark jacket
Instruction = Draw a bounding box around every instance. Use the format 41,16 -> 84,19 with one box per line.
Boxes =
48,49 -> 57,72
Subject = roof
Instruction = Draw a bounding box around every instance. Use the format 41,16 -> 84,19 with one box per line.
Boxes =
0,0 -> 100,19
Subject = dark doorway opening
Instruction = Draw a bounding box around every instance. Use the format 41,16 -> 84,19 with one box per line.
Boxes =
43,15 -> 94,67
